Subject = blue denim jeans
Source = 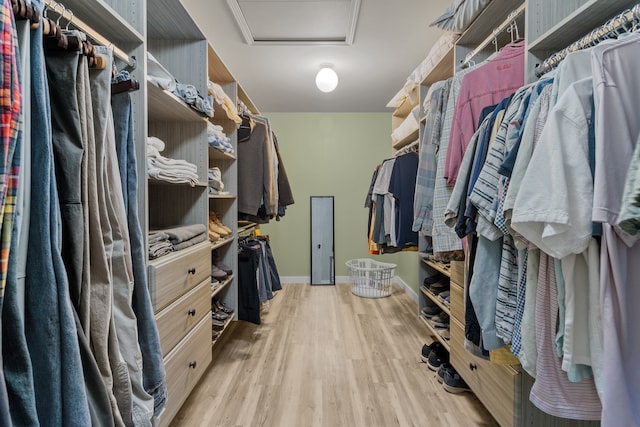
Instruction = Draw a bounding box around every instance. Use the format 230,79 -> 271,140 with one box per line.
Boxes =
91,46 -> 154,426
111,91 -> 166,416
24,1 -> 92,423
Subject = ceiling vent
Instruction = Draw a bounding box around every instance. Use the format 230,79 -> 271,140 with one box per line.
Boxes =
226,0 -> 361,45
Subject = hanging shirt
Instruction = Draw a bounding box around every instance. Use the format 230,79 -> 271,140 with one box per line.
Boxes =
445,41 -> 525,184
591,33 -> 640,427
388,152 -> 419,248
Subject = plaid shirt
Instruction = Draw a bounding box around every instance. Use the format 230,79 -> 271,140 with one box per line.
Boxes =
0,0 -> 22,298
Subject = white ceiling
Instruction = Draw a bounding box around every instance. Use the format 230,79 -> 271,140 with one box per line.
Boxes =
181,0 -> 453,113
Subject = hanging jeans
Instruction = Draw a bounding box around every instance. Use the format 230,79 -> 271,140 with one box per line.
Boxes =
91,46 -> 154,426
263,240 -> 281,291
45,33 -> 117,426
238,243 -> 261,324
24,3 -> 92,424
112,91 -> 166,416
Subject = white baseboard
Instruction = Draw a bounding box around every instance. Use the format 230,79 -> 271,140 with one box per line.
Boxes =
394,276 -> 418,303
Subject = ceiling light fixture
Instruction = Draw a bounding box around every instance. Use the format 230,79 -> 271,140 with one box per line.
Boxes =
315,65 -> 338,93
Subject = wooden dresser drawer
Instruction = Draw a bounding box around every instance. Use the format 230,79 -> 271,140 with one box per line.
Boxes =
450,317 -> 517,427
157,314 -> 212,427
450,260 -> 465,286
148,241 -> 211,313
155,278 -> 211,357
449,281 -> 464,325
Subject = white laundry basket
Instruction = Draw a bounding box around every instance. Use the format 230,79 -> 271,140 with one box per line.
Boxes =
345,258 -> 396,298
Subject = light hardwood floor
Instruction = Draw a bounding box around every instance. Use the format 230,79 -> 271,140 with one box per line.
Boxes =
171,283 -> 499,427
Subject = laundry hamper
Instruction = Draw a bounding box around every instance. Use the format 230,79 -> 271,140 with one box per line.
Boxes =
345,258 -> 396,298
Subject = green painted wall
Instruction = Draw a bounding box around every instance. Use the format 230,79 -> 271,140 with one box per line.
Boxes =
260,113 -> 419,295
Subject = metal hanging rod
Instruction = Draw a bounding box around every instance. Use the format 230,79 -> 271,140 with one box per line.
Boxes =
43,0 -> 136,69
462,3 -> 525,67
535,5 -> 640,77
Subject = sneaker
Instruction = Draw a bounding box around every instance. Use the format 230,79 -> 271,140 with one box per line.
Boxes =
439,328 -> 450,340
431,312 -> 450,329
442,371 -> 471,393
212,308 -> 229,321
428,280 -> 450,296
427,345 -> 449,371
437,363 -> 455,384
424,272 -> 447,286
421,303 -> 441,319
214,299 -> 234,315
421,342 -> 444,363
211,265 -> 228,281
214,260 -> 233,275
212,318 -> 225,331
438,290 -> 450,304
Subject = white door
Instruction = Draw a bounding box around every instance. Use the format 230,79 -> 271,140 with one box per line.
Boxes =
310,196 -> 334,285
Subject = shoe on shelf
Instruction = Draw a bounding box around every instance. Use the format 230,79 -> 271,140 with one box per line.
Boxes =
438,290 -> 450,303
436,363 -> 455,384
431,312 -> 450,329
208,227 -> 220,242
428,280 -> 450,296
427,345 -> 449,371
214,299 -> 234,315
211,265 -> 228,281
214,260 -> 233,275
424,272 -> 447,286
209,218 -> 230,238
212,330 -> 221,341
212,318 -> 225,331
212,309 -> 229,321
210,212 -> 232,235
421,300 -> 441,319
421,341 -> 445,363
442,371 -> 471,394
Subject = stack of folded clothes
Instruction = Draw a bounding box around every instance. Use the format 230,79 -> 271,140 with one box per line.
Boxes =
147,136 -> 199,186
208,167 -> 228,196
148,231 -> 172,260
148,224 -> 207,259
207,122 -> 234,155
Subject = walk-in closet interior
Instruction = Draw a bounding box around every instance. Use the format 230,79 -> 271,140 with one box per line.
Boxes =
1,0 -> 639,425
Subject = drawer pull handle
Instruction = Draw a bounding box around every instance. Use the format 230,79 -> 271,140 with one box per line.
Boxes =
188,309 -> 196,316
469,363 -> 478,371
188,267 -> 196,275
189,361 -> 197,369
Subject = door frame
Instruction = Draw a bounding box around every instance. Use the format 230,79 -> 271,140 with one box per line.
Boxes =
310,195 -> 335,285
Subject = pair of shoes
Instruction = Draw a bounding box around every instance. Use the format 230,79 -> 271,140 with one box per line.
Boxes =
213,298 -> 234,315
426,279 -> 450,296
442,370 -> 471,393
439,328 -> 450,340
209,212 -> 232,237
212,307 -> 229,321
420,299 -> 441,319
212,318 -> 225,331
436,362 -> 455,384
438,290 -> 450,307
423,272 -> 447,286
431,312 -> 450,329
212,330 -> 221,341
427,343 -> 449,371
208,225 -> 220,242
211,265 -> 228,281
421,341 -> 445,364
212,251 -> 233,275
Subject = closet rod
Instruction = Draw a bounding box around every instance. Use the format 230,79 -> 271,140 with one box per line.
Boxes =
43,0 -> 137,69
461,3 -> 525,67
395,139 -> 419,156
535,5 -> 639,77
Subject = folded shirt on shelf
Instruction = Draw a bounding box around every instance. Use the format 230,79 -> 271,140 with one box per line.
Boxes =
208,167 -> 225,192
208,80 -> 242,124
207,121 -> 234,154
173,83 -> 214,117
147,136 -> 199,186
147,51 -> 214,117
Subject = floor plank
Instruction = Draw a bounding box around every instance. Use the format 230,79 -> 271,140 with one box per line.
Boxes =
170,283 -> 499,427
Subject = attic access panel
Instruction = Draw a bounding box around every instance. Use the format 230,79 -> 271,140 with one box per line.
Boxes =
227,0 -> 361,45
